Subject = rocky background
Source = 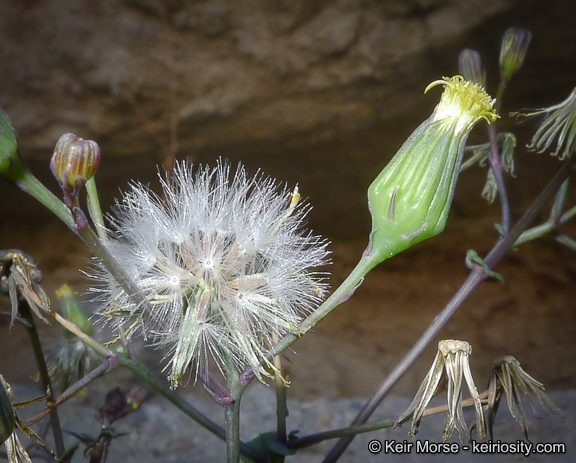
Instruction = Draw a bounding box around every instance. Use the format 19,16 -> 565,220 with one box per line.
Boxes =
1,0 -> 575,460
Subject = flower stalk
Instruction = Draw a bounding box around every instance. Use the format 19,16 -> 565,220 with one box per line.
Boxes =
19,299 -> 65,457
244,76 -> 499,384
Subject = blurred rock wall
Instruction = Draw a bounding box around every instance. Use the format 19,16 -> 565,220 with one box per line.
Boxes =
1,0 -> 575,237
2,0 -> 515,157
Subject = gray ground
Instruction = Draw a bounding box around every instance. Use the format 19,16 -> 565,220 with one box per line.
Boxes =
11,380 -> 574,463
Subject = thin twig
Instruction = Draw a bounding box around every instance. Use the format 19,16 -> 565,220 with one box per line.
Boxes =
20,300 -> 65,457
272,333 -> 288,463
487,123 -> 511,234
27,360 -> 113,425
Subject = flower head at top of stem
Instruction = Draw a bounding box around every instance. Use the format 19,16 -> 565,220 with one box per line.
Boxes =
367,76 -> 497,263
91,160 -> 330,388
50,133 -> 101,209
499,28 -> 532,84
0,249 -> 50,331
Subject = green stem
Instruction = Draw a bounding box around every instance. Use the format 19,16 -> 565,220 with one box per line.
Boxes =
86,177 -> 107,240
16,169 -> 75,230
20,300 -> 65,457
514,204 -> 576,246
550,178 -> 570,222
51,311 -> 113,359
15,167 -> 153,316
272,351 -> 288,463
224,358 -> 243,463
241,252 -> 380,383
118,357 -> 224,435
286,419 -> 394,450
487,123 -> 511,234
75,224 -> 153,311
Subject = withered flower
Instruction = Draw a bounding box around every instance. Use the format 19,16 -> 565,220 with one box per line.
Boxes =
0,250 -> 50,330
487,356 -> 564,439
395,340 -> 485,443
1,375 -> 52,463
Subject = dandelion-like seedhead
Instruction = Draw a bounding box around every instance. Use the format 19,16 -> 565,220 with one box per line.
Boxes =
92,160 -> 329,387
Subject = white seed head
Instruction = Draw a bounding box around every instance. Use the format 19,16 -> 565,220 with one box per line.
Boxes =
91,160 -> 330,387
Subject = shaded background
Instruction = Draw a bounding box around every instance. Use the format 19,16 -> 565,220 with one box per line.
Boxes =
1,0 -> 575,404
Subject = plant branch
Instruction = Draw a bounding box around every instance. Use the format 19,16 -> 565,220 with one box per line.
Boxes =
272,340 -> 288,463
20,300 -> 65,457
487,123 -> 511,234
323,154 -> 576,462
49,309 -> 265,462
224,358 -> 243,463
241,253 -> 379,384
27,360 -> 113,425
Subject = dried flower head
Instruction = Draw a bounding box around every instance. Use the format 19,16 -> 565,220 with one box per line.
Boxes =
1,375 -> 51,462
512,87 -> 576,160
462,132 -> 517,203
92,160 -> 329,387
0,250 -> 50,331
395,339 -> 485,443
487,356 -> 564,440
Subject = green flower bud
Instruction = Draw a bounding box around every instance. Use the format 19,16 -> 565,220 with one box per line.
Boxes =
56,284 -> 94,337
0,107 -> 27,183
368,76 -> 498,261
50,133 -> 100,206
0,376 -> 15,446
499,28 -> 532,83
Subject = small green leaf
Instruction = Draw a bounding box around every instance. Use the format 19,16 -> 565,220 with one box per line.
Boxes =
465,250 -> 504,282
244,432 -> 297,458
55,443 -> 80,463
0,107 -> 27,182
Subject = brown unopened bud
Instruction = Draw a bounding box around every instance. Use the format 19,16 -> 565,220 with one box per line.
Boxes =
50,133 -> 100,204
